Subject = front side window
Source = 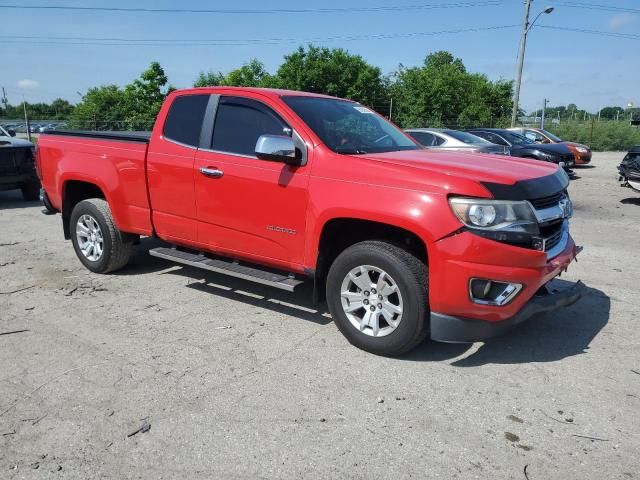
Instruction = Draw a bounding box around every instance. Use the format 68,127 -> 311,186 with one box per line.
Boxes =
541,129 -> 563,142
283,96 -> 418,154
163,94 -> 209,147
410,131 -> 437,147
212,97 -> 289,156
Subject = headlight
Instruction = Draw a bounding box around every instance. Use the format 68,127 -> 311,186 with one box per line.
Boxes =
449,197 -> 539,234
575,146 -> 588,153
538,151 -> 556,161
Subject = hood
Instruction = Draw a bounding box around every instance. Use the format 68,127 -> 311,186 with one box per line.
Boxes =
563,141 -> 590,150
522,142 -> 573,155
350,149 -> 558,185
0,136 -> 34,148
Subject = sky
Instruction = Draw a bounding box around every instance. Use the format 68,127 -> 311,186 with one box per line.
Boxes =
1,0 -> 638,113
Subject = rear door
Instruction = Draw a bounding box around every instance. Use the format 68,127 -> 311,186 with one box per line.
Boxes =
146,94 -> 209,244
193,95 -> 310,268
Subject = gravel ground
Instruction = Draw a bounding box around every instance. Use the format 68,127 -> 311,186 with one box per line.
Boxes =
1,152 -> 639,479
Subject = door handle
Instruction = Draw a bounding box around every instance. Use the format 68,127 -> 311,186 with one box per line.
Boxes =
199,167 -> 224,178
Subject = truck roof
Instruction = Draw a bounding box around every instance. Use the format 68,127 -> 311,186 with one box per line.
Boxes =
173,86 -> 348,101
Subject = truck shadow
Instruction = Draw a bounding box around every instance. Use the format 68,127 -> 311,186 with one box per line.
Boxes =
402,281 -> 611,366
0,190 -> 40,210
121,238 -> 332,326
124,239 -> 610,363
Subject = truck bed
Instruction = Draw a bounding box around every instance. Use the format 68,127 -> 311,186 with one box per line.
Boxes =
44,130 -> 151,143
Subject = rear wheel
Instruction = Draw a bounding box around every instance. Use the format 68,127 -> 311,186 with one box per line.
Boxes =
70,198 -> 133,273
326,240 -> 429,356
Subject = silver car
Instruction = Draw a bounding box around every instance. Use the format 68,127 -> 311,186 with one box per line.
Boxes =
405,128 -> 509,155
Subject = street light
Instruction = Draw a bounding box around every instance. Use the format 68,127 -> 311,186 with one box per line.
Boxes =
510,2 -> 555,127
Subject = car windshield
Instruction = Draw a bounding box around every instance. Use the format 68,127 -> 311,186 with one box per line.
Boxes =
541,129 -> 563,142
282,96 -> 418,154
501,131 -> 534,145
443,130 -> 491,145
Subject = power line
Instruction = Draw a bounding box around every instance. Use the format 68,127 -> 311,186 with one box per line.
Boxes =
558,2 -> 640,14
0,1 -> 503,15
0,25 -> 519,47
536,25 -> 640,40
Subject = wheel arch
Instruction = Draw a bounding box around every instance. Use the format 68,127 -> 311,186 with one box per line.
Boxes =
61,179 -> 108,239
312,217 -> 428,303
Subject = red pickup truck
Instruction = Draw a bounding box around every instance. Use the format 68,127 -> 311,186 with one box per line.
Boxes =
37,87 -> 584,355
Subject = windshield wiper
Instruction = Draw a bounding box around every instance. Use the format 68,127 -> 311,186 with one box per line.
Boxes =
335,147 -> 368,155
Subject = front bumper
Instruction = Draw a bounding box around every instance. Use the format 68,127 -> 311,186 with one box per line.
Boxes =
431,280 -> 585,342
428,228 -> 583,342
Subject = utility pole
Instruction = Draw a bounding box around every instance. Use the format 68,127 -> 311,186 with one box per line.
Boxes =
389,98 -> 393,122
511,0 -> 532,127
511,2 -> 554,127
541,98 -> 548,129
22,95 -> 32,142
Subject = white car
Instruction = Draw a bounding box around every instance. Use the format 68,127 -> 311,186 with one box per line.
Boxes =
405,128 -> 509,155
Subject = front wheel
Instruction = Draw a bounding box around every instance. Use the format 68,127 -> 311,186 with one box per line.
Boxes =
326,240 -> 429,356
70,198 -> 133,273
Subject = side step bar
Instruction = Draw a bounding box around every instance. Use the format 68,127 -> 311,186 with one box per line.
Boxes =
149,247 -> 305,292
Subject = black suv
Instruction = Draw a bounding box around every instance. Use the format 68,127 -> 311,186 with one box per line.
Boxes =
467,128 -> 575,173
0,126 -> 39,200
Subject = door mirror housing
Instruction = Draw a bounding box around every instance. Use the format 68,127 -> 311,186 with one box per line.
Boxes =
255,135 -> 301,166
8,129 -> 16,137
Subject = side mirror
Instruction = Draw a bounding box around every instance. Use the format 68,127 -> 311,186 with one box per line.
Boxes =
8,129 -> 16,137
255,134 -> 301,166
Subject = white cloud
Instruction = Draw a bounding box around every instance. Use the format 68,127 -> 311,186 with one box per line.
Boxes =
609,13 -> 635,31
17,79 -> 40,89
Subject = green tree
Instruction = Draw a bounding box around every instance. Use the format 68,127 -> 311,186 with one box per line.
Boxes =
194,70 -> 225,87
69,85 -> 128,130
123,61 -> 172,128
194,59 -> 273,88
273,45 -> 388,106
389,51 -> 512,128
70,62 -> 172,130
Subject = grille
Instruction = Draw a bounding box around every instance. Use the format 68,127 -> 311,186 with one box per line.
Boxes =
529,191 -> 565,210
543,222 -> 565,251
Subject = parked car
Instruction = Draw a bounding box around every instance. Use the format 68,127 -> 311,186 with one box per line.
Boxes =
37,87 -> 584,355
467,128 -> 576,173
0,125 -> 40,200
405,128 -> 509,155
618,145 -> 640,193
508,127 -> 592,165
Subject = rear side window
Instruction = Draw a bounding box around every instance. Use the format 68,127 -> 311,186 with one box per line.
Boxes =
212,97 -> 288,156
410,132 -> 437,146
163,94 -> 209,147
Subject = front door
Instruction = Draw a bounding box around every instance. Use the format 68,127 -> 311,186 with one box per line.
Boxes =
194,96 -> 310,269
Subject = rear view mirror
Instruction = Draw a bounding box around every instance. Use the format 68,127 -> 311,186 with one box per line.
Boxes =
8,129 -> 16,137
255,135 -> 301,166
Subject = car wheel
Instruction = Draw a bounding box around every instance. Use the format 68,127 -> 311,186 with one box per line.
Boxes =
70,198 -> 133,273
21,182 -> 40,201
326,240 -> 429,356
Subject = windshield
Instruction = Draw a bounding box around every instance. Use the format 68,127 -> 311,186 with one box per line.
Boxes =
0,126 -> 9,137
282,96 -> 418,154
541,129 -> 562,142
443,130 -> 491,145
502,131 -> 534,146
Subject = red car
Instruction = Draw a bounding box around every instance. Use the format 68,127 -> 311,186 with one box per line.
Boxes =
37,87 -> 584,355
508,127 -> 592,165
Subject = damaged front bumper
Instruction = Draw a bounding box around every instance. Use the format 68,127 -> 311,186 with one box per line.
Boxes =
430,279 -> 586,343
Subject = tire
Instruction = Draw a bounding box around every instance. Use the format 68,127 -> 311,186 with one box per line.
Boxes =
41,189 -> 57,214
326,240 -> 429,356
70,198 -> 133,273
21,182 -> 40,201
